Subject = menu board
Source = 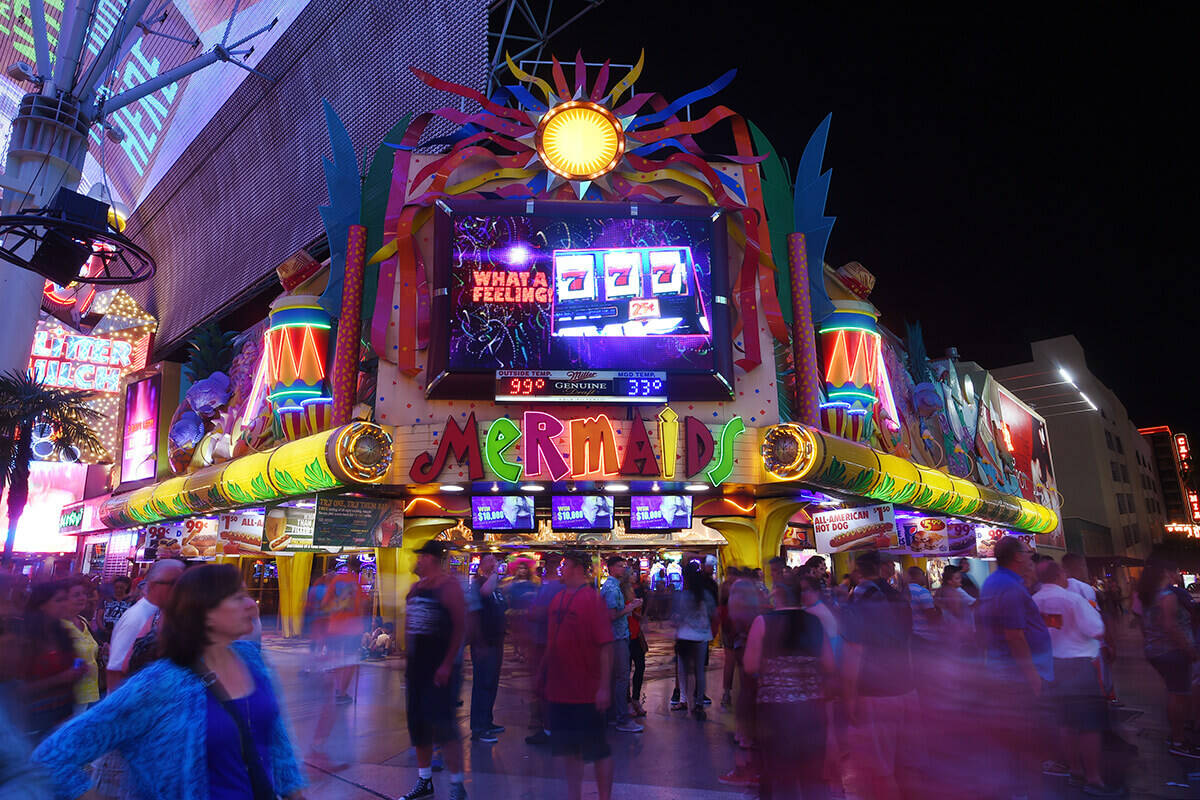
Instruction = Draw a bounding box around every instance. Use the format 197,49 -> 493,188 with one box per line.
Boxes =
314,496 -> 405,548
812,503 -> 898,553
86,543 -> 107,574
974,527 -> 1035,559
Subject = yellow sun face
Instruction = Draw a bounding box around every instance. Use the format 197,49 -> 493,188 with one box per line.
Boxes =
535,101 -> 625,181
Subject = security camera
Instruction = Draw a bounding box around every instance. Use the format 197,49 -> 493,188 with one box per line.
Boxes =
5,61 -> 38,84
104,123 -> 125,144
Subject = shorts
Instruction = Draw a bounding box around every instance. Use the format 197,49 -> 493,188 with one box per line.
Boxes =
1051,657 -> 1107,732
547,702 -> 611,763
1148,650 -> 1192,695
406,666 -> 461,747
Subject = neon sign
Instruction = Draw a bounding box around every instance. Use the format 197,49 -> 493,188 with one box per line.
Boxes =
410,409 -> 745,486
1190,489 -> 1200,523
29,329 -> 142,393
1177,434 -> 1191,473
471,270 -> 550,304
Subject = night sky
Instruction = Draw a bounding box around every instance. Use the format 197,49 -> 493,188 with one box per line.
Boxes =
547,3 -> 1197,433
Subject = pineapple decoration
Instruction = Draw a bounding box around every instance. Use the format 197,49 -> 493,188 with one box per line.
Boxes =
183,323 -> 236,384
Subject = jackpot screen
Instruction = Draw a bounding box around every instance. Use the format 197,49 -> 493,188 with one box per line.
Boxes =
444,208 -> 720,376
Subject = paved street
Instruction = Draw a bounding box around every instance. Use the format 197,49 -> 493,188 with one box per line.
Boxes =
264,618 -> 1200,799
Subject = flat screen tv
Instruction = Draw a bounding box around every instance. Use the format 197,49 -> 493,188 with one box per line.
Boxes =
426,199 -> 733,401
551,495 -> 614,532
629,495 -> 693,531
471,496 -> 536,532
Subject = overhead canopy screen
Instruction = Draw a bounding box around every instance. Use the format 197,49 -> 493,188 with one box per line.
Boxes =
0,0 -> 312,213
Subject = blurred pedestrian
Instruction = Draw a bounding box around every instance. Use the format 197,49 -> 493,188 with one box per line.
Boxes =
623,567 -> 648,718
33,564 -> 307,800
525,553 -> 565,745
0,613 -> 53,799
18,581 -> 86,743
1135,553 -> 1198,756
1032,559 -> 1118,795
719,568 -> 767,788
399,540 -> 467,800
672,561 -> 717,721
469,554 -> 506,743
63,578 -> 99,711
841,549 -> 921,800
745,570 -> 834,800
906,566 -> 940,703
934,566 -> 975,653
1063,553 -> 1117,704
106,560 -> 184,691
321,555 -> 366,704
504,557 -> 538,664
94,576 -> 133,642
977,536 -> 1053,797
542,551 -> 614,800
600,555 -> 643,733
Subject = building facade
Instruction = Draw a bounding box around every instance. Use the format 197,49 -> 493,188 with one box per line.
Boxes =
992,336 -> 1167,562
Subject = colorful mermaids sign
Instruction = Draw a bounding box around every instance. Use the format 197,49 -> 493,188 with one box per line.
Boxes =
411,411 -> 746,486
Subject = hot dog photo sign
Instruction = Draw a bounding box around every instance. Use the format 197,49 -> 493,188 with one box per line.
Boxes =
813,503 -> 899,553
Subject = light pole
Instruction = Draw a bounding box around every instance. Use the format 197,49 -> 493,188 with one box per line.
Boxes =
0,0 -> 275,377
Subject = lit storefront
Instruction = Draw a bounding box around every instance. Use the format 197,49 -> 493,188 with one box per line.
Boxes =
93,54 -> 1061,638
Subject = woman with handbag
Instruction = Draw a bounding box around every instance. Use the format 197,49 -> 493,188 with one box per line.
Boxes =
33,564 -> 306,800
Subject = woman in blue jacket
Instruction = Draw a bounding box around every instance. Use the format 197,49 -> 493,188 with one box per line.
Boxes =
33,564 -> 306,800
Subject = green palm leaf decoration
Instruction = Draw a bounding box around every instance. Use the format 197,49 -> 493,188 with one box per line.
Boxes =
272,470 -> 306,495
303,459 -> 338,490
226,483 -> 254,505
250,474 -> 272,499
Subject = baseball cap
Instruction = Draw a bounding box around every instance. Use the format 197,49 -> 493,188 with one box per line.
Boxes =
413,540 -> 453,557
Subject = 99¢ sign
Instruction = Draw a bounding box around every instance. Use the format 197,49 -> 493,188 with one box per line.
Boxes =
812,503 -> 899,553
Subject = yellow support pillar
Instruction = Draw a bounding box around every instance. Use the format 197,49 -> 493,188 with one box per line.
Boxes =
706,498 -> 804,577
375,517 -> 457,646
274,552 -> 313,638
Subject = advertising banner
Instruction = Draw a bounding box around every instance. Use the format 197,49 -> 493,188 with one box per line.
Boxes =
264,506 -> 318,551
313,497 -> 405,548
121,375 -> 160,483
85,543 -> 107,574
946,519 -> 978,556
974,526 -> 1035,559
551,496 -> 614,531
219,510 -> 265,554
813,503 -> 898,553
898,517 -> 951,556
630,496 -> 693,530
146,517 -> 219,559
472,496 -> 535,531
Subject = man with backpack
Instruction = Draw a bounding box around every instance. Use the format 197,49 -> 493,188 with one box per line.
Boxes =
841,549 -> 924,800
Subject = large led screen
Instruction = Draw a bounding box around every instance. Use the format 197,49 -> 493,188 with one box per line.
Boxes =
428,200 -> 733,399
551,496 -> 614,531
630,495 -> 693,530
121,375 -> 160,483
472,496 -> 536,532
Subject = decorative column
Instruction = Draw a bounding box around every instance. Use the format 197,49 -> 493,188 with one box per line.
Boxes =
788,233 -> 822,427
330,225 -> 367,426
818,300 -> 881,442
265,296 -> 333,440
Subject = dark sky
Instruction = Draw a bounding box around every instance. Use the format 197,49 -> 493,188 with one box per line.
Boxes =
545,3 -> 1197,432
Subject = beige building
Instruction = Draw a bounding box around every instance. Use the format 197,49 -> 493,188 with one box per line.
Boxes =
991,336 -> 1166,563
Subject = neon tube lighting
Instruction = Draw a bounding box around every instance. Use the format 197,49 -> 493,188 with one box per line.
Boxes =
268,322 -> 332,331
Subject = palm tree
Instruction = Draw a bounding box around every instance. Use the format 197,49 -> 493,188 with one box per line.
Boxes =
1,371 -> 101,565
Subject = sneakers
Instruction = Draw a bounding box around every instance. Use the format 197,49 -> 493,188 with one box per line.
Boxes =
717,767 -> 759,787
470,731 -> 498,743
400,777 -> 435,800
720,691 -> 732,710
1167,740 -> 1200,758
1041,760 -> 1070,776
448,782 -> 468,800
615,720 -> 645,733
701,695 -> 712,706
1082,783 -> 1122,797
670,687 -> 680,703
486,725 -> 505,734
335,694 -> 354,705
669,701 -> 688,711
524,730 -> 550,745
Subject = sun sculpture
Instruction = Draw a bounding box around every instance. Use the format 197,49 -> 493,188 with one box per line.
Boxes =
369,52 -> 793,377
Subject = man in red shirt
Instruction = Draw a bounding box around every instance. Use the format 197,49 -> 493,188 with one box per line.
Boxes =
543,550 -> 614,800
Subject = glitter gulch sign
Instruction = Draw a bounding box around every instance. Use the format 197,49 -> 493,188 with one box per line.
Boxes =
410,410 -> 745,486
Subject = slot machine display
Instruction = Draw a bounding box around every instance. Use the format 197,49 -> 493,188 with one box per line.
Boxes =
428,199 -> 734,400
551,246 -> 709,338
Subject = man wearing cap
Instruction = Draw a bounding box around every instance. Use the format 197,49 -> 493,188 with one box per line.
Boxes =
399,540 -> 469,800
544,551 -> 615,800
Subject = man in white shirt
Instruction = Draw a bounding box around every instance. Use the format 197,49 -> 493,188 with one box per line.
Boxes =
106,559 -> 184,690
1062,552 -> 1118,704
1032,559 -> 1118,797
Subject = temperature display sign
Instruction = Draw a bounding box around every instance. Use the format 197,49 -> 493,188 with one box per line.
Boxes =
496,370 -> 668,403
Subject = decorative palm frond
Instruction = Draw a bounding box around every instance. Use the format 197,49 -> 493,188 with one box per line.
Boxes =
1,370 -> 103,562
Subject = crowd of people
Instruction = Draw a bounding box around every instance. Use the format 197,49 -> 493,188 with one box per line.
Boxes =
4,538 -> 1200,799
